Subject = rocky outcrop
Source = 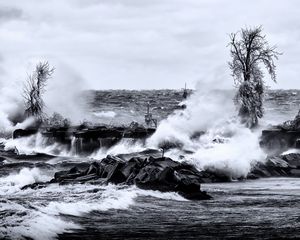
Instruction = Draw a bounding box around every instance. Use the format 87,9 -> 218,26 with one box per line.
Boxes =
13,125 -> 156,155
12,128 -> 38,139
22,155 -> 212,200
260,129 -> 300,155
248,153 -> 300,179
260,111 -> 300,154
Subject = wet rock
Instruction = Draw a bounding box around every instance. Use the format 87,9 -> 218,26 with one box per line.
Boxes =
21,182 -> 49,190
249,153 -> 300,178
54,167 -> 84,182
45,155 -> 213,200
106,161 -> 127,184
85,162 -> 102,176
260,129 -> 300,155
260,111 -> 300,154
60,173 -> 99,184
281,153 -> 300,168
13,128 -> 38,139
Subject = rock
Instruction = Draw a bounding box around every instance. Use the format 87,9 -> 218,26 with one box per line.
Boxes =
119,157 -> 144,183
134,165 -> 176,192
54,167 -> 84,182
281,153 -> 300,168
100,155 -> 124,178
13,125 -> 156,155
85,162 -> 102,176
44,155 -> 212,200
21,182 -> 49,190
69,166 -> 81,174
260,111 -> 300,154
13,128 -> 38,139
60,173 -> 99,184
179,190 -> 212,200
260,129 -> 300,155
133,157 -> 211,200
248,153 -> 300,178
106,161 -> 127,184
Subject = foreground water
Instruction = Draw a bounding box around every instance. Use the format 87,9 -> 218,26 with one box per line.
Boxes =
59,178 -> 300,240
1,89 -> 300,239
1,172 -> 299,239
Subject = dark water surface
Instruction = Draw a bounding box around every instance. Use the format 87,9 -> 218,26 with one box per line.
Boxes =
59,178 -> 300,240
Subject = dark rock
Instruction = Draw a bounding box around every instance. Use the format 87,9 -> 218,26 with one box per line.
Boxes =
106,161 -> 127,184
179,190 -> 212,200
85,162 -> 102,176
21,182 -> 49,190
119,158 -> 143,181
100,155 -> 124,178
260,129 -> 300,155
60,173 -> 99,184
260,111 -> 300,154
53,167 -> 84,182
13,124 -> 156,155
281,153 -> 300,168
46,155 -> 212,200
69,166 -> 81,174
134,166 -> 176,192
13,128 -> 38,139
249,153 -> 300,178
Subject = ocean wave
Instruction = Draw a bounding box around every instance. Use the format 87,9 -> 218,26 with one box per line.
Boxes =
2,133 -> 69,156
0,177 -> 185,240
0,167 -> 51,195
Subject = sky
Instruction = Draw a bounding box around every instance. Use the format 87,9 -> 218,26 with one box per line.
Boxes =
0,0 -> 299,90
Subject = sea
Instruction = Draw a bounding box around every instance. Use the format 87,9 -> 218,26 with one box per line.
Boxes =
0,89 -> 300,240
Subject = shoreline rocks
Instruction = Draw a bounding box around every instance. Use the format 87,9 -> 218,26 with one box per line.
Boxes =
22,155 -> 212,200
18,152 -> 300,200
248,153 -> 300,179
260,111 -> 300,155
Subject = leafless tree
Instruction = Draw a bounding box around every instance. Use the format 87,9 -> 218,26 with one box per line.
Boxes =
23,61 -> 54,120
228,26 -> 281,128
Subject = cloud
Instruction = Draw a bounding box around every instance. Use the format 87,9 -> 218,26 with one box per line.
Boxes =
0,0 -> 299,89
0,7 -> 22,22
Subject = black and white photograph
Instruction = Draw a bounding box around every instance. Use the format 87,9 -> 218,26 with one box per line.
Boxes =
0,0 -> 299,239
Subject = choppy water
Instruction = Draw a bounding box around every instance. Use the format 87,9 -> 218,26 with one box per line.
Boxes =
1,89 -> 300,239
86,89 -> 300,126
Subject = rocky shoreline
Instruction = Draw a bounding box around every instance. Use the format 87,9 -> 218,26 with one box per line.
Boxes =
7,115 -> 300,201
21,155 -> 213,200
19,151 -> 300,201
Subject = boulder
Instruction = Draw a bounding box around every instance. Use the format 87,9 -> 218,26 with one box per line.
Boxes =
39,155 -> 213,200
248,153 -> 300,178
85,162 -> 102,176
13,128 -> 38,139
281,153 -> 300,168
21,182 -> 48,190
53,167 -> 84,182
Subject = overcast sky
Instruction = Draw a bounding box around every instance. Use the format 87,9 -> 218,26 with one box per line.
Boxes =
0,0 -> 299,89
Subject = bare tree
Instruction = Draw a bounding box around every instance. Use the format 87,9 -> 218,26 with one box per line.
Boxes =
23,61 -> 54,120
228,26 -> 281,128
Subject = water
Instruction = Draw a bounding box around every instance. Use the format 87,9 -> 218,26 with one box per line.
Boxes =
60,178 -> 300,240
85,89 -> 188,125
86,89 -> 300,126
1,89 -> 300,239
